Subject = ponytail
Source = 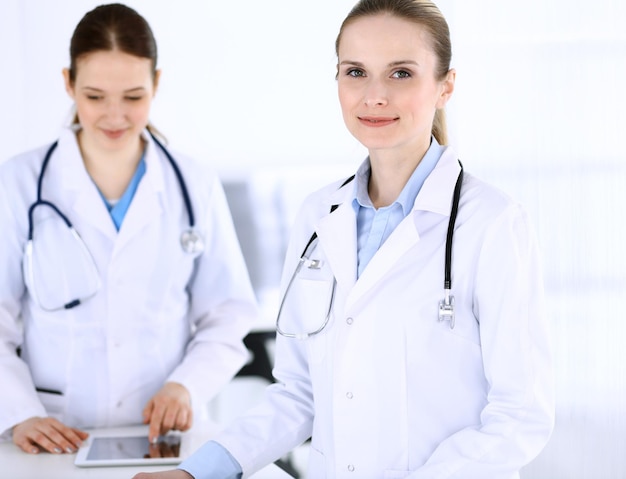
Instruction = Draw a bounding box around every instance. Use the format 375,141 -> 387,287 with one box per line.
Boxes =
432,109 -> 448,145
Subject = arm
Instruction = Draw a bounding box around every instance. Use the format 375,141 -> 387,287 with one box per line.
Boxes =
0,168 -> 45,436
0,167 -> 88,453
132,441 -> 241,479
411,205 -> 555,478
140,186 -> 325,477
212,197 -> 321,475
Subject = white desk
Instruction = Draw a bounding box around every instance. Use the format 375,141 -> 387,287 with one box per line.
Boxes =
1,421 -> 292,479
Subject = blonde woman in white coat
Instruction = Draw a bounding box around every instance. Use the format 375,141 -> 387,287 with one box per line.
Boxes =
135,0 -> 554,478
0,4 -> 256,456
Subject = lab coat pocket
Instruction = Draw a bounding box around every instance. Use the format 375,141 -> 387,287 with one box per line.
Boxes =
36,390 -> 66,420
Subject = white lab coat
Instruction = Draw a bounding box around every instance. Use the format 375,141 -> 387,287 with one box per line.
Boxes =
215,147 -> 555,478
0,127 -> 257,436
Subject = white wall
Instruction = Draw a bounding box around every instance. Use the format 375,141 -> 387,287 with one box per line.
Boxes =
0,0 -> 365,168
2,1 -> 626,478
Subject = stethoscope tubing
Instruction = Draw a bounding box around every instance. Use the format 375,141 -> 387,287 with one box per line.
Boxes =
277,161 -> 464,338
148,131 -> 196,228
444,162 -> 463,290
24,130 -> 200,310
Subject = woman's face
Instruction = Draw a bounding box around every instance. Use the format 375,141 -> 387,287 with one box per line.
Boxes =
337,14 -> 454,156
63,49 -> 158,153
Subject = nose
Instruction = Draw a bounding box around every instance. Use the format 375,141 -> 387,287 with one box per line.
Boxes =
104,99 -> 125,123
363,79 -> 388,107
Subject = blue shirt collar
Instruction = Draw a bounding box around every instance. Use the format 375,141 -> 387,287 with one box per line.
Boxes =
98,151 -> 147,231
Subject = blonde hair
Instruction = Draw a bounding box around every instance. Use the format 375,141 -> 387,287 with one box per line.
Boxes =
336,0 -> 452,145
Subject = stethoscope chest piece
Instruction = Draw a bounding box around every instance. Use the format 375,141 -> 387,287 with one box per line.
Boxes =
438,292 -> 455,329
180,229 -> 204,254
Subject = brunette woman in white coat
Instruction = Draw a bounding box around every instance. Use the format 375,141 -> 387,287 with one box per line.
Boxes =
135,0 -> 554,478
0,4 -> 257,456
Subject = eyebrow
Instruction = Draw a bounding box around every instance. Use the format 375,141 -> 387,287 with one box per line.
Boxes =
339,60 -> 420,68
80,86 -> 147,93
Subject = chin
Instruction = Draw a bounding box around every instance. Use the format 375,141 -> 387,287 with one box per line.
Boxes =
357,138 -> 398,151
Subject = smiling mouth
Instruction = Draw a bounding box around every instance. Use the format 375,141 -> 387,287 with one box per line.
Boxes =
102,129 -> 126,139
358,117 -> 398,126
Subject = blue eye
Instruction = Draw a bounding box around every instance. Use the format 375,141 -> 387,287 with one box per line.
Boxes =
346,68 -> 365,78
392,70 -> 412,79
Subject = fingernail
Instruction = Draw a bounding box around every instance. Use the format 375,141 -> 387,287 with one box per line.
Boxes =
53,447 -> 62,454
31,447 -> 39,454
151,437 -> 158,444
66,447 -> 75,453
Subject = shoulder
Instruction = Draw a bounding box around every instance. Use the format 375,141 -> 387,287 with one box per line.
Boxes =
167,148 -> 219,183
290,174 -> 355,232
304,174 -> 354,209
0,142 -> 52,189
148,138 -> 222,197
461,171 -> 522,217
459,171 -> 535,244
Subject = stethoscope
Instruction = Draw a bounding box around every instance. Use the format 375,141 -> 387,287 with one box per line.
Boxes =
276,162 -> 463,339
23,131 -> 204,311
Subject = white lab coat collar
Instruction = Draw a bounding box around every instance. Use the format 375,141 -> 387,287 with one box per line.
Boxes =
323,144 -> 461,217
45,127 -> 167,244
51,127 -> 166,192
315,145 -> 462,307
413,145 -> 462,216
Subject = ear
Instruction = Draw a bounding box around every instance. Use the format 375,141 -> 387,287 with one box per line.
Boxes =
436,68 -> 455,109
62,68 -> 75,99
152,69 -> 162,96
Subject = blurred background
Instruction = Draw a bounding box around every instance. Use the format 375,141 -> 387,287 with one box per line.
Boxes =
1,1 -> 625,477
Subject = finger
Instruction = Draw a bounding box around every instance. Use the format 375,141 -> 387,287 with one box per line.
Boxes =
40,420 -> 86,453
61,427 -> 89,451
142,400 -> 155,425
160,406 -> 179,435
13,418 -> 56,454
148,403 -> 166,443
14,418 -> 63,454
174,408 -> 191,432
14,436 -> 41,455
26,428 -> 66,454
71,428 -> 90,442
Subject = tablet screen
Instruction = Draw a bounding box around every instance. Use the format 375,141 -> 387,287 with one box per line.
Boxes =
75,433 -> 184,467
86,435 -> 181,461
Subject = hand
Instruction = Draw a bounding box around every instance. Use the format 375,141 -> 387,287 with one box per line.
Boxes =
12,416 -> 89,454
133,470 -> 194,479
142,382 -> 193,443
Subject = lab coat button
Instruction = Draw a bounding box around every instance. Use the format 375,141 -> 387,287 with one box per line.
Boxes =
346,392 -> 353,399
347,464 -> 355,472
346,317 -> 353,325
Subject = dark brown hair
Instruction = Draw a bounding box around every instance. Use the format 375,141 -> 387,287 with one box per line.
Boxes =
336,0 -> 452,144
68,3 -> 158,85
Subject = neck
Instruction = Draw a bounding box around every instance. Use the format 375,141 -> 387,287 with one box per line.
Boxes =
77,131 -> 144,200
367,141 -> 430,209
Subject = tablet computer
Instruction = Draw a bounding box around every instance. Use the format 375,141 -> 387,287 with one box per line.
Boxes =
74,428 -> 185,468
